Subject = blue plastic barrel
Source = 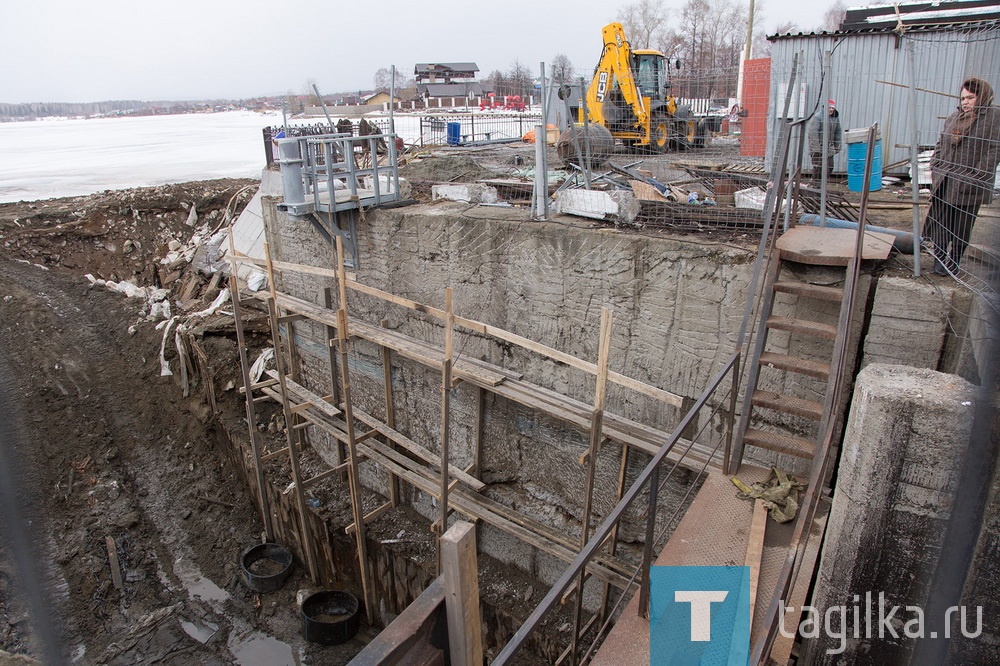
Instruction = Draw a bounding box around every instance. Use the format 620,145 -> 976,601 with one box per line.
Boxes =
847,138 -> 882,192
446,122 -> 461,146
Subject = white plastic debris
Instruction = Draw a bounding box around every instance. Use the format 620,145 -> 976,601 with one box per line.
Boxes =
246,272 -> 268,292
249,348 -> 275,384
190,288 -> 230,318
159,316 -> 179,376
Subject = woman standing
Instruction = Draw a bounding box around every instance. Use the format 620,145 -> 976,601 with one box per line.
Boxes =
924,77 -> 1000,275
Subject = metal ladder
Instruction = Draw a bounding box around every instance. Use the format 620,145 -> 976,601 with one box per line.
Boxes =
733,244 -> 848,465
730,225 -> 893,470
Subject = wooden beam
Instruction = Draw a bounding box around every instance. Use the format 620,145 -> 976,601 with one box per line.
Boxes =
237,377 -> 279,395
345,500 -> 395,536
573,307 -> 614,659
106,536 -> 123,590
226,264 -> 274,540
440,522 -> 483,666
334,234 -> 376,622
438,288 -> 454,573
351,407 -> 485,492
746,499 -> 768,622
381,319 -> 401,508
266,291 -> 319,583
324,287 -> 346,469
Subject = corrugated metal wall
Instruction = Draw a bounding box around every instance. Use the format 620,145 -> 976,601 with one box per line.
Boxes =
767,25 -> 1000,175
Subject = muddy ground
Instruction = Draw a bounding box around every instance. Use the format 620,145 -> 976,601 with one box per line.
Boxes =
0,143 -> 932,665
0,180 -> 367,665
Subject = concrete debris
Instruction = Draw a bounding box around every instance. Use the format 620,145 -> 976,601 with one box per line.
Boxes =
431,183 -> 499,204
554,189 -> 640,224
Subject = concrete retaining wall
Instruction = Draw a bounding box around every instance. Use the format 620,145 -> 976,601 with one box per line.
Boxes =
256,197 -> 982,621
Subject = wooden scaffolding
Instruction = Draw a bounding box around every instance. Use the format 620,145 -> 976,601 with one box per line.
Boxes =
226,232 -> 724,640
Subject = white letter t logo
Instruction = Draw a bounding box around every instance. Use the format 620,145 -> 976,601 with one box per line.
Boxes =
675,590 -> 729,641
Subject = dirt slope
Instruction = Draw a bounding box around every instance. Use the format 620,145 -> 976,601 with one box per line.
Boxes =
0,182 -> 357,664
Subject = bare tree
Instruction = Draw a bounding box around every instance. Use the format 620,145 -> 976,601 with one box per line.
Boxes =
821,0 -> 847,31
550,54 -> 574,84
506,61 -> 534,98
616,0 -> 670,48
373,67 -> 412,93
302,78 -> 320,106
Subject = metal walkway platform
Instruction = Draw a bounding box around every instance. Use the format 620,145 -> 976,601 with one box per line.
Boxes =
591,465 -> 797,665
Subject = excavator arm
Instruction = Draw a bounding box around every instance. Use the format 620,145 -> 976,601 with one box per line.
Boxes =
584,22 -> 648,130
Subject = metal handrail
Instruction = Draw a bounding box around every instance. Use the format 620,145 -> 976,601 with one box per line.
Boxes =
299,132 -> 401,209
749,123 -> 880,665
493,350 -> 740,664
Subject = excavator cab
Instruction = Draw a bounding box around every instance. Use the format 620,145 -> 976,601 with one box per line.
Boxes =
634,52 -> 666,102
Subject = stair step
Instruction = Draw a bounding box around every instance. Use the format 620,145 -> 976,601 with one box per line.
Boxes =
773,281 -> 844,302
743,428 -> 816,459
759,352 -> 831,380
751,390 -> 824,420
766,316 -> 838,340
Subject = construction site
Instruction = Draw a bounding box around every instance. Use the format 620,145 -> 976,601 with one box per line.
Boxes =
3,6 -> 1000,666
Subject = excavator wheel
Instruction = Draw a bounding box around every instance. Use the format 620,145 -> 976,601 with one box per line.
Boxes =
651,115 -> 671,153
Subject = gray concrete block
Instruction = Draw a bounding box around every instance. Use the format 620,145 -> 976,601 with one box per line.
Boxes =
862,277 -> 953,370
808,364 -> 975,663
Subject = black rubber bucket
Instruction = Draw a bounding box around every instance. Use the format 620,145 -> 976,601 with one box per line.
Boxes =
301,590 -> 361,646
239,543 -> 294,593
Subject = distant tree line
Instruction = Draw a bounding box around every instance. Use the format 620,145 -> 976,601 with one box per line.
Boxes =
0,99 -> 272,120
614,0 -> 847,100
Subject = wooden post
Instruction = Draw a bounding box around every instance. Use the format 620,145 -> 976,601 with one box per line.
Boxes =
601,442 -> 630,622
471,386 -> 485,480
267,296 -> 319,582
334,235 -> 376,621
438,288 -> 454,573
380,319 -> 400,507
226,230 -> 274,540
571,307 -> 613,665
323,288 -> 346,468
440,521 -> 483,666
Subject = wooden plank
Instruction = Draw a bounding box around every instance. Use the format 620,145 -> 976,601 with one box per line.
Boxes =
265,370 -> 340,418
302,458 -> 367,489
106,536 -> 123,590
265,292 -> 320,583
237,377 -> 279,395
356,439 -> 632,590
345,501 -> 395,536
333,234 -> 376,619
351,407 -> 485,492
440,522 -> 483,666
381,319 -> 401,507
257,286 -> 683,405
745,499 -> 768,622
439,287 -> 455,553
775,226 -> 894,265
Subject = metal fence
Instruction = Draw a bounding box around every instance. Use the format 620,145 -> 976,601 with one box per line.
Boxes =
767,21 -> 1000,303
416,113 -> 543,146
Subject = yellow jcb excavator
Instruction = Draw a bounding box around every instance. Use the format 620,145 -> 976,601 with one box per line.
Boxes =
580,22 -> 705,152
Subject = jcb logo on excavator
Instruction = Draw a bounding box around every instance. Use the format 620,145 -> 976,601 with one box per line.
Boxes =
596,72 -> 609,103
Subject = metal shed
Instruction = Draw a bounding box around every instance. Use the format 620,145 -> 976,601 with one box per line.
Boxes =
765,6 -> 1000,176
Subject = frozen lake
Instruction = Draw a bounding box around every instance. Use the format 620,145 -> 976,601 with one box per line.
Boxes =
0,111 -> 430,204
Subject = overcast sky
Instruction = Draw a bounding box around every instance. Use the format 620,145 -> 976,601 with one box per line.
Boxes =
4,0 -> 840,104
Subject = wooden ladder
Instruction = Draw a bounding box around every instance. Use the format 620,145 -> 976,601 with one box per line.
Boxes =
731,226 -> 894,470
